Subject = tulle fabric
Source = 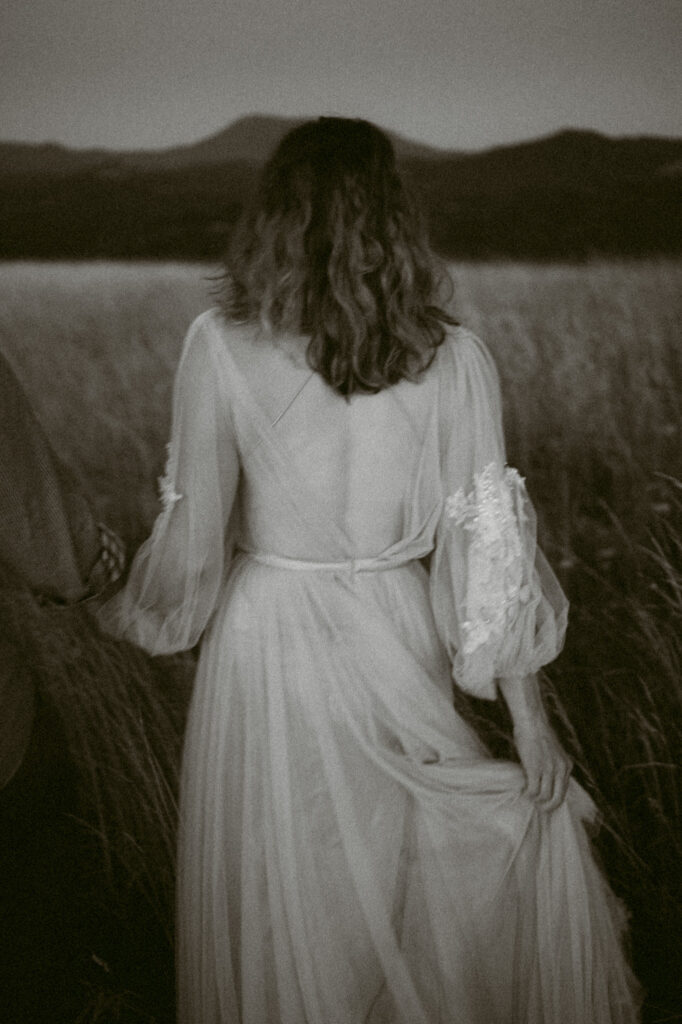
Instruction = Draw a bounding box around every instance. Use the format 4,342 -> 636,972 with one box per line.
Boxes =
99,310 -> 641,1023
429,334 -> 569,699
100,317 -> 240,653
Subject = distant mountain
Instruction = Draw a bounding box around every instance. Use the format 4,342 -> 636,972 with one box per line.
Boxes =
0,118 -> 679,260
0,114 -> 450,177
122,114 -> 450,169
0,141 -> 112,177
405,129 -> 682,193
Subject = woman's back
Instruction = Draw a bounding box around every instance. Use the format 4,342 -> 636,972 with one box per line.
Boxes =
224,320 -> 440,557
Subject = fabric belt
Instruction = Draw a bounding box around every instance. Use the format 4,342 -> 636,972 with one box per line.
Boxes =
242,550 -> 417,579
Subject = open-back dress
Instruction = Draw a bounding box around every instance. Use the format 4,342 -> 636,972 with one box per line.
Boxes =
100,308 -> 641,1024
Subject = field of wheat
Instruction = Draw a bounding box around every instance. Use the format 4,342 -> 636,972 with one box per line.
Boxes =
0,259 -> 680,1023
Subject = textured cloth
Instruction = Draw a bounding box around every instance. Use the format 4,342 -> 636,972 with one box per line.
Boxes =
0,350 -> 99,601
0,349 -> 99,788
101,310 -> 641,1024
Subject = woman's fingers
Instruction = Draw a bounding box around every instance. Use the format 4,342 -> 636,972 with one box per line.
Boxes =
555,757 -> 573,809
86,523 -> 126,593
536,754 -> 572,812
97,523 -> 125,582
519,743 -> 541,799
524,766 -> 541,800
515,723 -> 573,812
537,763 -> 554,805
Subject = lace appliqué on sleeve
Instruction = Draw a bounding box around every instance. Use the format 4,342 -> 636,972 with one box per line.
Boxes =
158,443 -> 183,513
445,462 -> 531,656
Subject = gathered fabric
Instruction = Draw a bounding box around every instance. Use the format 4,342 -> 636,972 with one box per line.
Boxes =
100,309 -> 641,1023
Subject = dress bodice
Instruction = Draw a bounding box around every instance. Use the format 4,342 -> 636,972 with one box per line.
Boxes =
215,315 -> 443,563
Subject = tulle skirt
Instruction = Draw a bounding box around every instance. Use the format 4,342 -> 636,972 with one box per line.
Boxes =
176,554 -> 641,1023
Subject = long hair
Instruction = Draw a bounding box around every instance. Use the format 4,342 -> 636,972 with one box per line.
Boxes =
219,117 -> 456,397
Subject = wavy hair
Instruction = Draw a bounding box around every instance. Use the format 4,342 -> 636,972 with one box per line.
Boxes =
219,117 -> 456,396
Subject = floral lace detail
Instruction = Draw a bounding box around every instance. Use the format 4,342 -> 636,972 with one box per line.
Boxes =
445,462 -> 531,655
158,443 -> 183,513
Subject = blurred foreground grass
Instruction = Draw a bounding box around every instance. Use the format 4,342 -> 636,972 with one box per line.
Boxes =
0,259 -> 680,1022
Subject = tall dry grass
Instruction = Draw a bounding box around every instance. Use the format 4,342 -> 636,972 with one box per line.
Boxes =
0,263 -> 210,957
455,260 -> 682,1021
0,259 -> 680,1021
0,262 -> 208,542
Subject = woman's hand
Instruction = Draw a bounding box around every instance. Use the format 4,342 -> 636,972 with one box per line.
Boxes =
497,673 -> 572,812
85,523 -> 126,597
513,718 -> 573,812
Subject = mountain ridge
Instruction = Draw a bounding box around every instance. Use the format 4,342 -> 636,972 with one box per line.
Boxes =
4,115 -> 680,179
0,114 -> 455,176
1,116 -> 680,260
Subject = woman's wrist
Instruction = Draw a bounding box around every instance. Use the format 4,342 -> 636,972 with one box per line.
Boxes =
498,673 -> 548,730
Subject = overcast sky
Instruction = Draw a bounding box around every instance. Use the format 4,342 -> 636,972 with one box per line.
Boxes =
2,0 -> 680,152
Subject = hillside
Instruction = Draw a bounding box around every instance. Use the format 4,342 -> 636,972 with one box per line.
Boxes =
0,114 -> 449,176
0,117 -> 679,260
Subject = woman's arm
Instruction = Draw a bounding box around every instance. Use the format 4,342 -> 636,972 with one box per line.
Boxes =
98,314 -> 239,654
498,673 -> 573,811
429,333 -> 569,702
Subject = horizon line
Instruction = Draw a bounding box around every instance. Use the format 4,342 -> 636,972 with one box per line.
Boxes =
2,116 -> 680,157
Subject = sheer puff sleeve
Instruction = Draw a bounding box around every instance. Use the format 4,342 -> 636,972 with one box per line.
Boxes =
98,313 -> 239,655
429,330 -> 568,700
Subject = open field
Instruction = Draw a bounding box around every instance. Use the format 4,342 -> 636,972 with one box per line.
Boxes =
0,260 -> 680,1022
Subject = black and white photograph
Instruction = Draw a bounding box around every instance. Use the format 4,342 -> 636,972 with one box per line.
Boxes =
0,1 -> 680,1021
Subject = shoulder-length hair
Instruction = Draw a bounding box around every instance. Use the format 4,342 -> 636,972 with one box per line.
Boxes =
218,117 -> 456,397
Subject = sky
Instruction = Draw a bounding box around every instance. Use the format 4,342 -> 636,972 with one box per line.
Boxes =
2,0 -> 680,153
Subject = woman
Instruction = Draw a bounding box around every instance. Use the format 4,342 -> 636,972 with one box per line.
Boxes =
100,118 -> 641,1023
0,347 -> 123,791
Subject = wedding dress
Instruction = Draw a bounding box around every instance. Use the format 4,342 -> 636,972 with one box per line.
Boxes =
100,308 -> 641,1023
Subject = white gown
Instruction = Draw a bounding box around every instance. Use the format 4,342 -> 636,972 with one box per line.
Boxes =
100,308 -> 641,1023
